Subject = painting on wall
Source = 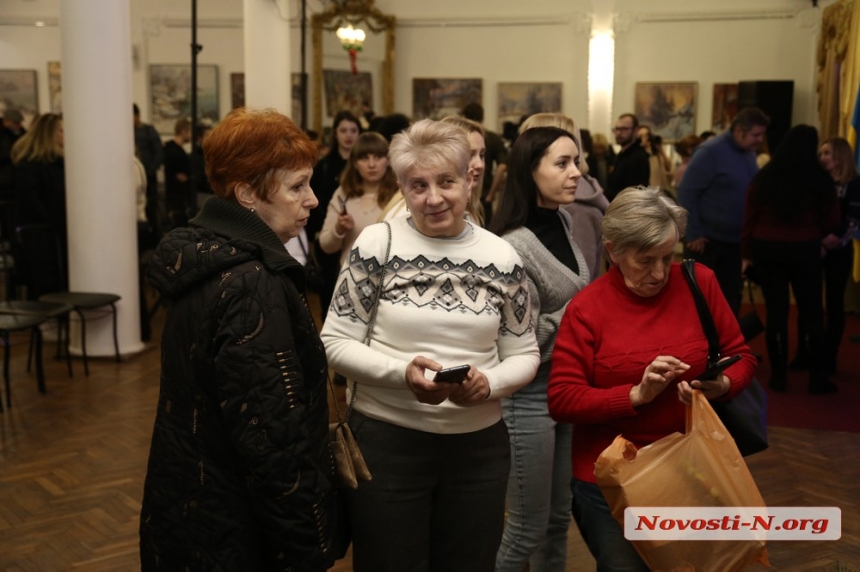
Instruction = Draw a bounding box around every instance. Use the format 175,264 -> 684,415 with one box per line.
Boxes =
634,82 -> 697,142
497,82 -> 562,131
413,78 -> 482,121
230,72 -> 244,109
712,83 -> 739,133
323,69 -> 372,119
149,64 -> 219,134
0,70 -> 38,128
47,61 -> 62,114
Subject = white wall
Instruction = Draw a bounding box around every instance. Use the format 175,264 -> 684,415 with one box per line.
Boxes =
0,0 -> 837,135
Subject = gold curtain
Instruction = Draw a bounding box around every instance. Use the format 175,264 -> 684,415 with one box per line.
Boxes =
817,0 -> 852,140
840,0 -> 860,144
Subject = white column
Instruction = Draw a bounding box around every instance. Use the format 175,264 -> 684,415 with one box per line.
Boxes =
59,0 -> 144,356
588,3 -> 616,138
244,0 -> 293,115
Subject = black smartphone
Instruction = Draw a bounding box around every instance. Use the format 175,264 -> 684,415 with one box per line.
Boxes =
434,364 -> 470,384
699,355 -> 742,380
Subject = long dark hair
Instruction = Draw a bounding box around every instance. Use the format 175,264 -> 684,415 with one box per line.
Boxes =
490,126 -> 576,236
751,124 -> 834,223
327,110 -> 361,156
339,132 -> 399,207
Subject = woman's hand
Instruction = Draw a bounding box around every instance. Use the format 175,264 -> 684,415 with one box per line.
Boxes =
405,355 -> 459,405
677,374 -> 731,406
448,366 -> 490,406
629,356 -> 690,408
335,213 -> 355,236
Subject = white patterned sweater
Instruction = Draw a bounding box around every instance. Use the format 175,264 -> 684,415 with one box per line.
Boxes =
321,216 -> 540,434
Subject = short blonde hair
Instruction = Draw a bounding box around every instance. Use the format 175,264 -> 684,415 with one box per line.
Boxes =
602,186 -> 687,257
389,119 -> 470,185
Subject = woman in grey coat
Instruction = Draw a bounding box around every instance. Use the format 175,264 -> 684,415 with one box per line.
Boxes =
490,123 -> 589,572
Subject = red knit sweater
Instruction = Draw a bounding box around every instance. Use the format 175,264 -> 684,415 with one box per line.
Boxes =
547,262 -> 755,483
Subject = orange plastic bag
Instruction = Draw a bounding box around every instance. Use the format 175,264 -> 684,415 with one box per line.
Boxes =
594,391 -> 770,572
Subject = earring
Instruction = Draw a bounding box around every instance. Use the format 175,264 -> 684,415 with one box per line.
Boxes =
249,207 -> 256,213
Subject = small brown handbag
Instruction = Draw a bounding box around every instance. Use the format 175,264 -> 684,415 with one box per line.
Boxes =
328,221 -> 392,489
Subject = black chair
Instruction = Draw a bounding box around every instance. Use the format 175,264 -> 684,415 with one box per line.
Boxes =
0,300 -> 74,377
0,312 -> 47,412
15,224 -> 121,376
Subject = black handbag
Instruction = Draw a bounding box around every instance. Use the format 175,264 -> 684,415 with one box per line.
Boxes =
681,259 -> 769,456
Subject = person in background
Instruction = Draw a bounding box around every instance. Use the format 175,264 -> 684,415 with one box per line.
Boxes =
678,107 -> 769,315
163,118 -> 192,226
548,186 -> 755,571
0,109 -> 26,247
140,108 -> 334,571
321,119 -> 539,572
319,132 -> 399,267
672,134 -> 702,189
490,123 -> 589,572
788,137 -> 860,373
699,130 -> 717,142
462,102 -> 507,226
308,110 -> 361,315
11,113 -> 67,295
741,125 -> 840,395
606,113 -> 650,202
442,115 -> 486,225
586,132 -> 615,192
638,127 -> 673,191
134,103 -> 164,230
374,113 -> 411,143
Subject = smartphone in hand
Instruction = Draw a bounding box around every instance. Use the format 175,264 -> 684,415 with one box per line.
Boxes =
699,355 -> 742,380
434,364 -> 470,384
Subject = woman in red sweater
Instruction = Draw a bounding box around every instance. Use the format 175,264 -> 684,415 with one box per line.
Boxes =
741,125 -> 840,395
548,186 -> 755,571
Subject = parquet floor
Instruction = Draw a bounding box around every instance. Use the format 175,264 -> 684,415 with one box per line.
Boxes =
0,299 -> 858,571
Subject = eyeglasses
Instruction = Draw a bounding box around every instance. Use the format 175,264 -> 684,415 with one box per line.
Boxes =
613,126 -> 633,132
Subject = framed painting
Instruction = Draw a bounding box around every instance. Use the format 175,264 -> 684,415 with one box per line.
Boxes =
230,72 -> 244,109
323,69 -> 372,119
47,61 -> 62,114
0,70 -> 38,128
413,78 -> 482,121
149,64 -> 219,134
497,82 -> 562,131
634,82 -> 697,142
712,83 -> 739,133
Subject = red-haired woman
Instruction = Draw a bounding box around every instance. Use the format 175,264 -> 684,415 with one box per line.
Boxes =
140,108 -> 334,571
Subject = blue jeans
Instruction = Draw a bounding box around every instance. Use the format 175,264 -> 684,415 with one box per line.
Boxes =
496,377 -> 572,572
347,411 -> 510,572
571,479 -> 649,572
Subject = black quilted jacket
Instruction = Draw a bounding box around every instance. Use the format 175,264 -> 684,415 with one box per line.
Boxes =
140,197 -> 334,571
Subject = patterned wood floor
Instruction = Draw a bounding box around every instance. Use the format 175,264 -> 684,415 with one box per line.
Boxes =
0,303 -> 858,571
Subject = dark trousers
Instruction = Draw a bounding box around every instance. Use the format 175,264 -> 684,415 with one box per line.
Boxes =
346,411 -> 510,572
796,243 -> 853,370
685,239 -> 742,315
752,239 -> 826,383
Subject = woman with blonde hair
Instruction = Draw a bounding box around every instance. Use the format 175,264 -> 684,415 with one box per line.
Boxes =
319,132 -> 399,266
322,119 -> 539,572
12,113 -> 67,291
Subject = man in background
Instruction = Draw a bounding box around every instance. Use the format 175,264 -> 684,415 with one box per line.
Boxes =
163,118 -> 192,227
678,106 -> 769,314
134,104 -> 163,233
605,112 -> 650,202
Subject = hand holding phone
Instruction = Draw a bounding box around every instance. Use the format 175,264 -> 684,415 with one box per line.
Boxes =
699,355 -> 741,381
434,364 -> 470,384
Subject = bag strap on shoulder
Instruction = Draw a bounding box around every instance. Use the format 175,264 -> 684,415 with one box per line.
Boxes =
681,259 -> 721,364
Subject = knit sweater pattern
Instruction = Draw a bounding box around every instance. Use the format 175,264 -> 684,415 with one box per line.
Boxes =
321,215 -> 540,434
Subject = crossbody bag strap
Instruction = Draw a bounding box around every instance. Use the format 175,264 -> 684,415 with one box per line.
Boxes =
681,259 -> 721,363
344,221 -> 392,423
